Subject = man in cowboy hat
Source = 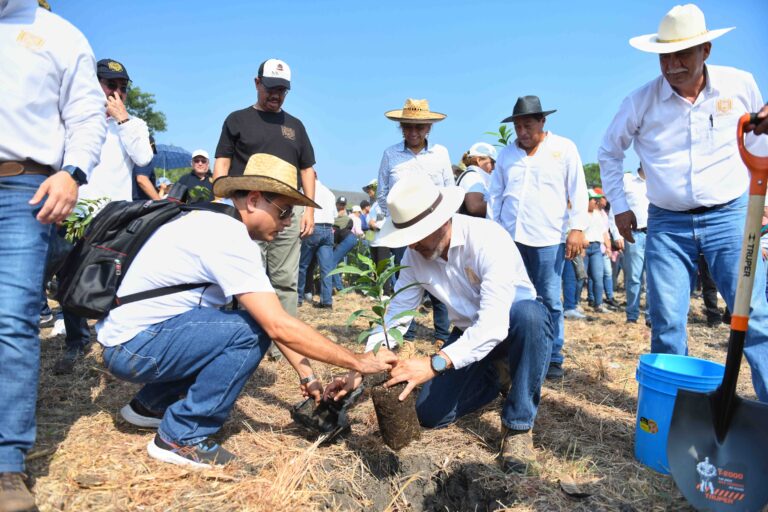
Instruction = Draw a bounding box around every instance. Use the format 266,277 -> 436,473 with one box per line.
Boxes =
378,98 -> 454,344
325,174 -> 554,473
598,3 -> 768,402
96,153 -> 396,468
214,58 -> 317,360
488,95 -> 589,381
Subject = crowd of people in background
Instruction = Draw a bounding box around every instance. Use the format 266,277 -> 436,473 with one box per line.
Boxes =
2,1 -> 768,510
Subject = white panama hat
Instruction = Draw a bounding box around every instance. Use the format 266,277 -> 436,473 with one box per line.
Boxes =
372,174 -> 465,248
629,4 -> 734,54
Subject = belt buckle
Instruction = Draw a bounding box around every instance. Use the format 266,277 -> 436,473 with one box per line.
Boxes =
0,162 -> 24,177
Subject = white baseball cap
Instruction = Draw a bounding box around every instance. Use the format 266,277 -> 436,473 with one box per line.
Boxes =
352,205 -> 362,213
468,142 -> 497,161
192,149 -> 209,160
258,59 -> 291,89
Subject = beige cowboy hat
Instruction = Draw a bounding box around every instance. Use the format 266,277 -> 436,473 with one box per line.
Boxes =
373,174 -> 464,248
212,153 -> 319,207
629,3 -> 734,53
384,98 -> 447,124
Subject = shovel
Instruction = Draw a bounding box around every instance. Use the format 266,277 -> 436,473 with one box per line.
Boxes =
667,112 -> 768,511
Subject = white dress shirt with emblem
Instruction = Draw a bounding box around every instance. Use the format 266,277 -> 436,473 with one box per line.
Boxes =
377,141 -> 454,218
0,0 -> 106,175
599,65 -> 768,214
365,214 -> 537,369
489,132 -> 589,246
78,117 -> 153,202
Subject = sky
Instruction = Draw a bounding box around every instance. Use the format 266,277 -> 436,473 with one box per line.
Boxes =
55,0 -> 768,191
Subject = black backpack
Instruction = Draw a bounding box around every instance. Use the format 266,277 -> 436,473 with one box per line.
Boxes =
56,198 -> 240,319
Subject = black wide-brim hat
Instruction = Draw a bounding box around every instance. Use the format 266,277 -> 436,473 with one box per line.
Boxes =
501,95 -> 556,123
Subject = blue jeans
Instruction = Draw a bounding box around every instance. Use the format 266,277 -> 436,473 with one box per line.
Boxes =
0,174 -> 52,472
624,230 -> 647,321
562,257 -> 584,311
584,242 -> 604,307
297,224 -> 334,306
416,299 -> 553,430
515,242 -> 565,365
332,233 -> 359,290
393,246 -> 451,341
646,195 -> 768,402
102,307 -> 270,445
603,253 -> 615,300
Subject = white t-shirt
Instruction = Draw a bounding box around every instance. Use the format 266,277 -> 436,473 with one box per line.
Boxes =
96,210 -> 274,346
457,165 -> 490,198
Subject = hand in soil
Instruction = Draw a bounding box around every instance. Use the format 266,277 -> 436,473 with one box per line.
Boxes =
300,378 -> 324,403
386,356 -> 436,401
323,371 -> 363,401
354,347 -> 397,374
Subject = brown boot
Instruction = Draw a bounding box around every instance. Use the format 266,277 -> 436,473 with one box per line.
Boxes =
0,473 -> 38,512
499,428 -> 536,474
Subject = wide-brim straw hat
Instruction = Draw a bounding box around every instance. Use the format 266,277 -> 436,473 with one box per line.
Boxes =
373,174 -> 465,248
212,153 -> 319,207
384,98 -> 446,124
629,3 -> 733,54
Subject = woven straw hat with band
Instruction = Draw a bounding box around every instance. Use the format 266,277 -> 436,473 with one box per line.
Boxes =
384,98 -> 447,124
212,153 -> 319,207
629,3 -> 734,54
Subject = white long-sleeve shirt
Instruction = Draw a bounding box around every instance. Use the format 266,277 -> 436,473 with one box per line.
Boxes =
623,172 -> 650,230
311,179 -> 337,224
598,65 -> 768,214
365,214 -> 536,369
489,132 -> 589,247
0,0 -> 106,176
376,140 -> 454,218
78,117 -> 153,202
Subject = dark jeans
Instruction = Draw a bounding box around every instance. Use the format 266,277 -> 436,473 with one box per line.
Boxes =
416,299 -> 553,430
698,254 -> 721,322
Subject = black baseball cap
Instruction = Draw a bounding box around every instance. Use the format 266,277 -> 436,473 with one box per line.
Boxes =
336,196 -> 347,204
97,59 -> 130,81
257,59 -> 291,90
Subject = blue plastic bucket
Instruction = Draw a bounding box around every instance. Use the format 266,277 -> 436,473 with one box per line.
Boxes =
635,353 -> 724,474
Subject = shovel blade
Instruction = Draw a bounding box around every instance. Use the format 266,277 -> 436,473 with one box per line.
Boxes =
667,389 -> 768,511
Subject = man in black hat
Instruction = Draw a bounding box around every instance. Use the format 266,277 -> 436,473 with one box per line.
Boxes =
488,95 -> 589,381
54,58 -> 154,375
214,58 -> 317,360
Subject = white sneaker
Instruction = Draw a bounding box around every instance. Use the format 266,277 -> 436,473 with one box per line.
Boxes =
303,292 -> 313,302
563,309 -> 586,320
48,318 -> 66,337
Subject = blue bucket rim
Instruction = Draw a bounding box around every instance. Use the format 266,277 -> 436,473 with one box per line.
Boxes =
638,353 -> 724,378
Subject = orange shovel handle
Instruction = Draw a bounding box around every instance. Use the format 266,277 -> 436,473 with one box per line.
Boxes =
737,112 -> 768,195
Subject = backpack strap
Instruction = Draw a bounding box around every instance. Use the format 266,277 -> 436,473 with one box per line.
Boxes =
182,201 -> 241,221
456,168 -> 476,186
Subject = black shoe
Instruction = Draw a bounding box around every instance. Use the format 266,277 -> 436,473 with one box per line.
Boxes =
645,317 -> 652,328
546,362 -> 564,381
587,300 -> 595,308
147,434 -> 235,468
604,298 -> 622,311
312,302 -> 333,309
722,309 -> 731,325
706,316 -> 722,328
120,399 -> 164,428
52,346 -> 86,375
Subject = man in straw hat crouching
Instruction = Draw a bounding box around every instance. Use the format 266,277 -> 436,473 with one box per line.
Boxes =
96,153 -> 396,468
598,3 -> 768,401
325,174 -> 554,473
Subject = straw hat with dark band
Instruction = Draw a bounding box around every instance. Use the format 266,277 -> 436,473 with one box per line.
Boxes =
385,98 -> 447,124
629,4 -> 733,54
212,153 -> 319,208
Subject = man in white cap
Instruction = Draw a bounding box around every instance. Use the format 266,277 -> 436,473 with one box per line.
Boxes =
489,95 -> 589,381
214,58 -> 317,360
325,174 -> 553,474
176,149 -> 214,202
598,3 -> 768,401
99,153 -> 395,468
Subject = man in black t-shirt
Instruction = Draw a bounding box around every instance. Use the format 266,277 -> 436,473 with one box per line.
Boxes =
213,58 -> 316,360
177,149 -> 214,202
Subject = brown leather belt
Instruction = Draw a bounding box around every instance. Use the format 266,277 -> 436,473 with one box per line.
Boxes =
0,159 -> 55,177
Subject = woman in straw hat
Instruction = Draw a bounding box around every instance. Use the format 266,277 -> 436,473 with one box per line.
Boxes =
377,98 -> 454,344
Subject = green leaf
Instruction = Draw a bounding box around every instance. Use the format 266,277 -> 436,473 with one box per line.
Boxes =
378,265 -> 407,285
390,281 -> 423,299
376,256 -> 393,275
372,305 -> 385,317
345,309 -> 368,326
357,328 -> 374,344
372,341 -> 382,355
390,309 -> 421,322
357,253 -> 374,270
328,265 -> 365,276
387,328 -> 404,345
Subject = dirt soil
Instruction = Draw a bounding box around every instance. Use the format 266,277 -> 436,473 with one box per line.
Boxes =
31,287 -> 754,511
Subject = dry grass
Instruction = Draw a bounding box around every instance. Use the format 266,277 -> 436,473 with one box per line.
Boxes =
31,288 -> 751,511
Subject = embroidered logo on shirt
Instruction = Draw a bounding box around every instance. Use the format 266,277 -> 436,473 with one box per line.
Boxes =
716,99 -> 733,114
465,266 -> 481,285
281,126 -> 296,141
16,30 -> 45,50
551,151 -> 563,159
108,61 -> 124,72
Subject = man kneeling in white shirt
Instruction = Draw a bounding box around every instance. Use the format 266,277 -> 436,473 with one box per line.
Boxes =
97,154 -> 395,468
325,174 -> 553,473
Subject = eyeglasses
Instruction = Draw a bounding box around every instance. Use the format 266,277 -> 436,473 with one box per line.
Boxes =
264,196 -> 293,220
192,158 -> 208,164
101,79 -> 128,93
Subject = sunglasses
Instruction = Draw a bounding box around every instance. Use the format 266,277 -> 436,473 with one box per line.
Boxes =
192,157 -> 208,163
264,196 -> 293,220
102,79 -> 128,93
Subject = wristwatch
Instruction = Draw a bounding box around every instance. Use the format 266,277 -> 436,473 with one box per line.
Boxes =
430,353 -> 449,374
61,165 -> 88,186
299,374 -> 317,385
